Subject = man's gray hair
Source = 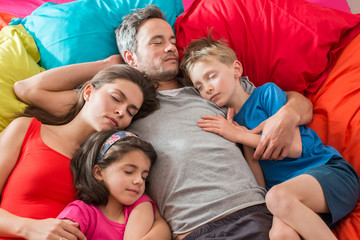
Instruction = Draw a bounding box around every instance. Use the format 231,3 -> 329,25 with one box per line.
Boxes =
115,5 -> 166,61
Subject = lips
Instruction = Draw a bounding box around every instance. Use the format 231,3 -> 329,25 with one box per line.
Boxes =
210,93 -> 220,102
127,189 -> 140,195
163,54 -> 179,62
107,117 -> 118,128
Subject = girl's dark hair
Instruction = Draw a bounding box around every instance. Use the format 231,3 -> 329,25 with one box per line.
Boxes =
23,64 -> 159,124
71,129 -> 157,205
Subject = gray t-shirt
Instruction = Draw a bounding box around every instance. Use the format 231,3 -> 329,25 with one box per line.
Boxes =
127,84 -> 265,236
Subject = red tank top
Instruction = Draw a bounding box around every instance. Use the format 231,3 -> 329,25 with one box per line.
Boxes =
1,118 -> 77,220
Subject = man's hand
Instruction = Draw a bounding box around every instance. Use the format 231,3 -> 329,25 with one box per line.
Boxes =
249,106 -> 298,161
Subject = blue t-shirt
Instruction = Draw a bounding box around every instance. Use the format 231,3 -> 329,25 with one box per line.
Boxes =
234,83 -> 341,189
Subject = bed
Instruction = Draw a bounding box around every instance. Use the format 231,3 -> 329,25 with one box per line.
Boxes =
1,0 -> 360,239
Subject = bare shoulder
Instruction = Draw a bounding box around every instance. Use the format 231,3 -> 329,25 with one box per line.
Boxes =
0,117 -> 34,139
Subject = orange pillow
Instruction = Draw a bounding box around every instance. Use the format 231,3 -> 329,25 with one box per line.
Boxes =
0,12 -> 17,30
307,33 -> 360,239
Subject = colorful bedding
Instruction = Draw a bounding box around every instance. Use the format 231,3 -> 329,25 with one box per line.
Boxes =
0,0 -> 360,239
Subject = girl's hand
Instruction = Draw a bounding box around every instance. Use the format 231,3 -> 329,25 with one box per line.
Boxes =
23,218 -> 86,240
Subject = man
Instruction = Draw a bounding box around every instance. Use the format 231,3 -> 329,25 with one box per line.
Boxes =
14,5 -> 313,239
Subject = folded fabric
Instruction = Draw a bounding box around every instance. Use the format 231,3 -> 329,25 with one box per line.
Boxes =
0,24 -> 45,132
175,0 -> 360,94
10,0 -> 184,70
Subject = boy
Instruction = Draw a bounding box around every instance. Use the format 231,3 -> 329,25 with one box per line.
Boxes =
180,36 -> 360,240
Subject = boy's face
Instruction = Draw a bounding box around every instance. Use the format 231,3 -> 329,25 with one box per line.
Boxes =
189,58 -> 242,107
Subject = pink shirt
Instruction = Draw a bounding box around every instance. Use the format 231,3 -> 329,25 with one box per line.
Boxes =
57,195 -> 155,240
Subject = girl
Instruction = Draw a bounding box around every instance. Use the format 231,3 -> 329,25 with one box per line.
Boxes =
57,129 -> 157,240
0,58 -> 170,240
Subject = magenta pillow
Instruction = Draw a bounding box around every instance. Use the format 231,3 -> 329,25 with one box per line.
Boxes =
0,0 -> 77,18
307,0 -> 351,13
175,0 -> 360,94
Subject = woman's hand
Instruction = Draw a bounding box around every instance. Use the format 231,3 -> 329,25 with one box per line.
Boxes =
22,218 -> 86,240
102,54 -> 125,66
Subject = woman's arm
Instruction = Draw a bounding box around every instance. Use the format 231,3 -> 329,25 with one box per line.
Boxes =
249,91 -> 312,161
14,55 -> 123,118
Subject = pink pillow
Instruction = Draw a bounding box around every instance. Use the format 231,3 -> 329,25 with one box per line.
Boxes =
175,0 -> 360,94
0,0 -> 76,18
307,0 -> 351,13
182,0 -> 194,11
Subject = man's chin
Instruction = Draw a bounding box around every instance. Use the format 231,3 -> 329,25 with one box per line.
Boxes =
151,69 -> 179,81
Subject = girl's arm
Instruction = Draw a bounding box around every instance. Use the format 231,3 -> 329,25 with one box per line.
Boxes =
242,146 -> 265,188
0,118 -> 86,240
198,114 -> 302,159
140,208 -> 171,240
124,201 -> 171,240
13,55 -> 123,118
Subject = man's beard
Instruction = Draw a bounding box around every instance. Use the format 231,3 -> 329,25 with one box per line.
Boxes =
147,67 -> 179,82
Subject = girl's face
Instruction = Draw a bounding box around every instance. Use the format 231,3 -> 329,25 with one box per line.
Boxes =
84,79 -> 144,131
95,150 -> 151,206
189,58 -> 242,108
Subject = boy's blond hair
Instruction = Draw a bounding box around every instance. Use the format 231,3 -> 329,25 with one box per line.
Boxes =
180,35 -> 238,85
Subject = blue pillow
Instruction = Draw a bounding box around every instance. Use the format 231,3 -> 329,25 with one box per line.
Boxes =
10,0 -> 184,69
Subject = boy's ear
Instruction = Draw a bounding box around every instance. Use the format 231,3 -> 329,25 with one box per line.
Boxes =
93,165 -> 103,181
233,60 -> 243,79
123,50 -> 137,68
83,84 -> 95,101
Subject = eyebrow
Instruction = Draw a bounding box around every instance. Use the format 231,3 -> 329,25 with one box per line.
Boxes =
114,89 -> 140,111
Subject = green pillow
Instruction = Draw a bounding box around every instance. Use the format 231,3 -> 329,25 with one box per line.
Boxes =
0,24 -> 45,132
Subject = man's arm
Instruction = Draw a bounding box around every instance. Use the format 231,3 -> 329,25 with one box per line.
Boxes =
14,55 -> 123,117
250,91 -> 312,161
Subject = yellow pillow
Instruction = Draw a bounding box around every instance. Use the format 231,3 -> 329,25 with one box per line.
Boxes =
0,24 -> 45,132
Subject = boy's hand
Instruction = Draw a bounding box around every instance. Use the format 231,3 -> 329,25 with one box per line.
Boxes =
198,108 -> 247,143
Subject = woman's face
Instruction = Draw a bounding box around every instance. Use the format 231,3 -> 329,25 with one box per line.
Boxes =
84,79 -> 144,131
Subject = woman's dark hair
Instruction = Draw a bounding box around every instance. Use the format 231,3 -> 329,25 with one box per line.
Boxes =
71,129 -> 157,205
23,64 -> 159,125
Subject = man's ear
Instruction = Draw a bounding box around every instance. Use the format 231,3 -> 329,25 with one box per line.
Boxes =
233,60 -> 243,79
93,165 -> 103,181
123,50 -> 137,68
83,84 -> 95,102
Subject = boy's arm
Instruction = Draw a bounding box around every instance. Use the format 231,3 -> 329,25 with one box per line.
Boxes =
198,114 -> 302,159
250,91 -> 312,161
14,55 -> 123,118
242,146 -> 265,188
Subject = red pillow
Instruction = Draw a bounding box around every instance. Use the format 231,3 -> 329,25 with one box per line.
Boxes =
175,0 -> 360,94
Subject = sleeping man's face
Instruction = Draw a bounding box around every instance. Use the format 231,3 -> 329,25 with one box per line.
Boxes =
133,18 -> 179,82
